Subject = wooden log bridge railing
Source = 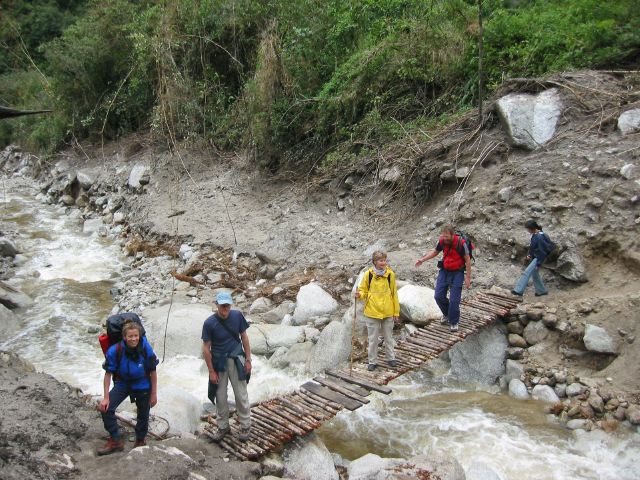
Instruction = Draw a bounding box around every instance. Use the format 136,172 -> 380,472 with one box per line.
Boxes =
203,288 -> 522,460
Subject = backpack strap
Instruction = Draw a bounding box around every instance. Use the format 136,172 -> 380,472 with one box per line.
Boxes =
115,341 -> 150,379
368,270 -> 391,288
214,314 -> 242,345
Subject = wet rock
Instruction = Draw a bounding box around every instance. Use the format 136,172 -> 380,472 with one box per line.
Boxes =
128,164 -> 149,188
583,324 -> 619,354
508,333 -> 527,348
496,88 -> 562,150
102,212 -> 113,224
532,385 -> 560,403
306,321 -> 351,374
556,248 -> 588,283
261,454 -> 285,477
566,419 -> 591,430
0,237 -> 18,257
505,359 -> 524,383
618,108 -> 640,134
0,281 -> 34,309
283,433 -> 338,480
249,297 -> 273,315
293,283 -> 338,325
86,325 -> 100,334
398,284 -> 441,326
509,379 -> 529,400
523,321 -> 549,345
283,342 -> 314,368
348,453 -> 403,480
626,405 -> 640,425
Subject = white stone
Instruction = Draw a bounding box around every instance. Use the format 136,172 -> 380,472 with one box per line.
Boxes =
292,283 -> 338,325
397,284 -> 441,326
566,419 -> 591,430
283,433 -> 338,480
0,303 -> 20,338
523,321 -> 549,345
348,453 -> 403,480
509,379 -> 529,400
465,462 -> 505,480
76,170 -> 94,189
450,325 -> 508,385
249,297 -> 273,315
583,324 -> 619,354
505,359 -> 524,383
618,108 -> 640,135
113,212 -> 125,224
566,382 -> 585,397
306,321 -> 351,374
531,384 -> 560,403
620,163 -> 637,180
380,165 -> 403,183
178,244 -> 193,261
0,281 -> 34,309
498,187 -> 513,202
496,88 -> 562,150
248,324 -> 305,355
128,164 -> 148,188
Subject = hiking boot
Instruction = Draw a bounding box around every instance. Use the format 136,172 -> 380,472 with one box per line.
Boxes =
535,292 -> 548,297
210,427 -> 230,443
238,427 -> 250,442
440,315 -> 449,325
388,359 -> 398,368
133,438 -> 147,448
450,324 -> 459,332
510,290 -> 523,297
367,363 -> 377,371
96,437 -> 125,456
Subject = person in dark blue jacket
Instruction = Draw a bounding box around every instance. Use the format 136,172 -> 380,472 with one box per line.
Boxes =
511,220 -> 554,297
97,320 -> 158,455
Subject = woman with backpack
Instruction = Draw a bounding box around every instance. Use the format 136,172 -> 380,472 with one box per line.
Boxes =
97,320 -> 159,455
355,250 -> 400,371
511,220 -> 554,297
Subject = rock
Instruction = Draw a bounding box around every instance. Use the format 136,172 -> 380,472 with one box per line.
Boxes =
525,308 -> 544,322
566,382 -> 585,397
86,325 -> 100,334
583,324 -> 619,354
556,249 -> 589,283
128,164 -> 149,188
304,327 -> 320,343
440,169 -> 456,181
263,301 -> 295,324
532,385 -> 560,403
509,379 -> 529,399
249,297 -> 273,315
76,170 -> 94,189
450,325 -> 508,384
542,313 -> 558,329
292,283 -> 338,325
283,342 -> 315,368
626,405 -> 640,425
337,198 -> 345,211
618,108 -> 640,135
0,281 -> 34,309
141,303 -> 212,356
306,321 -> 351,374
102,212 -> 113,224
505,359 -> 524,383
261,454 -> 285,477
588,393 -> 604,413
555,383 -> 567,398
465,462 -> 504,480
523,321 -> 549,345
249,324 -> 305,355
506,347 -> 524,359
498,187 -> 513,202
620,163 -> 637,180
508,333 -> 527,348
178,244 -> 193,261
614,406 -> 627,421
455,167 -> 469,179
0,237 -> 18,257
397,284 -> 441,326
113,212 -> 125,224
0,303 -> 20,338
380,165 -> 403,184
566,419 -> 591,430
506,321 -> 524,335
283,433 -> 338,480
348,453 -> 403,480
383,453 -> 465,480
496,88 -> 562,150
60,194 -> 75,206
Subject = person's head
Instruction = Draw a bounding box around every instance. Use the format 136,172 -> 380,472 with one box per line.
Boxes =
122,321 -> 142,349
371,251 -> 388,270
215,291 -> 234,319
524,219 -> 541,234
440,225 -> 455,245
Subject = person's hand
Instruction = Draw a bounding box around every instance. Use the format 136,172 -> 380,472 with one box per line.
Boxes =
354,291 -> 361,299
150,392 -> 158,408
209,370 -> 219,384
464,276 -> 471,289
245,359 -> 252,374
415,259 -> 423,267
98,398 -> 109,413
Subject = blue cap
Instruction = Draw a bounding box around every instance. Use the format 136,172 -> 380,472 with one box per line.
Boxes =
216,291 -> 234,305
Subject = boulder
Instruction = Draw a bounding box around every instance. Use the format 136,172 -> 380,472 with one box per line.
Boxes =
283,433 -> 338,480
465,462 -> 504,480
626,405 -> 640,425
306,321 -> 351,374
508,334 -> 527,348
556,249 -> 589,283
248,324 -> 305,355
348,453 -> 403,480
496,88 -> 562,150
509,379 -> 529,400
588,393 -> 604,413
531,385 -> 560,403
128,164 -> 149,188
506,321 -> 523,335
82,218 -> 103,235
397,284 -> 442,326
523,321 -> 549,345
380,165 -> 403,184
0,304 -> 20,339
566,383 -> 585,397
566,419 -> 591,431
60,194 -> 75,206
283,342 -> 315,368
379,453 -> 465,480
76,170 -> 94,189
113,212 -> 125,224
292,283 -> 338,325
0,281 -> 34,309
263,301 -> 296,324
504,359 -> 524,383
249,297 -> 273,315
0,237 -> 18,257
583,324 -> 619,354
618,108 -> 640,135
449,325 -> 508,384
620,163 -> 637,180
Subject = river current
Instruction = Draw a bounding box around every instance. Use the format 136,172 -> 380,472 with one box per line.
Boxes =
2,181 -> 639,480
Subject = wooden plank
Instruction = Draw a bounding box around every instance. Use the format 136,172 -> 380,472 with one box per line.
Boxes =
313,377 -> 371,404
251,414 -> 293,441
327,369 -> 392,394
315,376 -> 370,398
287,394 -> 332,420
254,405 -> 308,436
260,402 -> 315,432
301,382 -> 364,411
252,408 -> 299,436
299,388 -> 343,413
297,390 -> 340,415
406,336 -> 444,353
274,399 -> 321,426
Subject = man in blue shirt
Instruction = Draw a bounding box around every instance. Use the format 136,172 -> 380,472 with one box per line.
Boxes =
202,291 -> 252,442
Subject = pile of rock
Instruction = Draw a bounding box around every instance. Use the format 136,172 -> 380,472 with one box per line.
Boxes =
504,303 -> 567,358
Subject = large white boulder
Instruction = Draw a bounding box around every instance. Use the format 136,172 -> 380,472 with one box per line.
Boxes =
141,302 -> 213,357
283,433 -> 338,480
583,324 -> 619,354
496,88 -> 562,150
531,384 -> 560,403
618,108 -> 640,135
348,453 -> 403,480
381,454 -> 465,480
82,218 -> 103,235
292,283 -> 338,325
306,321 -> 351,374
128,164 -> 148,188
449,324 -> 508,384
509,379 -> 529,400
556,249 -> 589,283
397,284 -> 441,326
0,281 -> 34,309
247,324 -> 305,355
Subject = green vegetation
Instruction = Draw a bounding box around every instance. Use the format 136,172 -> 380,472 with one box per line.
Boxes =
1,0 -> 639,166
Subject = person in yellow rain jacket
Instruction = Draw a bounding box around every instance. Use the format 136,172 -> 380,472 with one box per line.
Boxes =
355,250 -> 400,371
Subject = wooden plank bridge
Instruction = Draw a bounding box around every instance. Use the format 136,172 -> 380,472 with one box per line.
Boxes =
202,288 -> 522,460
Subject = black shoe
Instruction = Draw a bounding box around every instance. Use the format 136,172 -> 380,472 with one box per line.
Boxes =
367,363 -> 377,371
210,427 -> 230,443
535,292 -> 548,297
511,290 -> 523,296
388,360 -> 398,368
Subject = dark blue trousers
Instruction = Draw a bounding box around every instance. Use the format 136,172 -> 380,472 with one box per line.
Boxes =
434,269 -> 464,326
101,382 -> 151,441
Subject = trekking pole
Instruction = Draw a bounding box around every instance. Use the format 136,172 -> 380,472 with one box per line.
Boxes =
350,296 -> 356,376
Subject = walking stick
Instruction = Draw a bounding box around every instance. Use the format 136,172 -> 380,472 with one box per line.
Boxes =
350,296 -> 356,376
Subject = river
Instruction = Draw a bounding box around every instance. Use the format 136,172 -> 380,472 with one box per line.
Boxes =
2,180 -> 639,480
